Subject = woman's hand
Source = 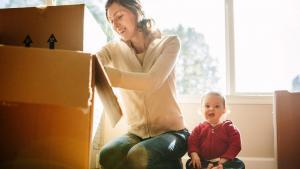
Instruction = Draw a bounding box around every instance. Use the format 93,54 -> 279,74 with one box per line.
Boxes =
189,152 -> 201,169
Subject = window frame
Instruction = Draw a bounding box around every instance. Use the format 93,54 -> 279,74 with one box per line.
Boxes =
177,0 -> 272,104
224,0 -> 272,104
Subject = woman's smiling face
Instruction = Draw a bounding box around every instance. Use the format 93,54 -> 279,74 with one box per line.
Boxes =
202,94 -> 226,125
107,2 -> 139,41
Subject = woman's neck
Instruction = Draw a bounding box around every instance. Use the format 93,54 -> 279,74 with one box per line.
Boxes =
130,32 -> 150,54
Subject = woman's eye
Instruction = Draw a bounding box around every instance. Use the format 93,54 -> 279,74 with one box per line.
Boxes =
117,15 -> 123,19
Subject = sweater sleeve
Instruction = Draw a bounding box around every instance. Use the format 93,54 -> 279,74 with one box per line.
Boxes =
95,45 -> 112,66
104,36 -> 180,92
188,124 -> 202,156
221,121 -> 242,160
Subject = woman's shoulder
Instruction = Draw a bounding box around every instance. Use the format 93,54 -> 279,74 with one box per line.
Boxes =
160,34 -> 180,43
151,34 -> 180,50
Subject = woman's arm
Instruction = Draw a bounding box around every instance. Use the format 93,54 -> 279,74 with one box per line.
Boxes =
104,36 -> 180,92
96,45 -> 112,66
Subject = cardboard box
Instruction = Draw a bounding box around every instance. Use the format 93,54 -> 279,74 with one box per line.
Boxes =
0,4 -> 122,168
0,45 -> 93,169
0,4 -> 105,53
0,45 -> 122,169
274,90 -> 300,169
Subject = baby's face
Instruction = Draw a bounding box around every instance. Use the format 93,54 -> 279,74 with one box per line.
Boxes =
202,94 -> 225,125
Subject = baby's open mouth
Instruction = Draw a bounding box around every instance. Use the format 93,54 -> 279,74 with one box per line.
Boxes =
208,112 -> 215,117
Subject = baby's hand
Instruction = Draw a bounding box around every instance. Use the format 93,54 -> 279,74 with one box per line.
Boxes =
219,158 -> 228,165
207,163 -> 214,169
190,152 -> 201,169
216,157 -> 227,169
213,164 -> 223,169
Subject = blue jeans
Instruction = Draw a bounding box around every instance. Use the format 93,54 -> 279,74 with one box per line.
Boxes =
99,129 -> 189,169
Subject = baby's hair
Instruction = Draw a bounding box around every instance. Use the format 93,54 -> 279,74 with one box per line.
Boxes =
201,91 -> 226,108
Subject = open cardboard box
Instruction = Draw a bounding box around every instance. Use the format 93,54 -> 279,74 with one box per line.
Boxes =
0,45 -> 122,169
0,4 -> 122,169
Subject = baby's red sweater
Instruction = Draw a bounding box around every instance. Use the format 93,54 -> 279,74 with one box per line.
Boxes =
188,120 -> 241,160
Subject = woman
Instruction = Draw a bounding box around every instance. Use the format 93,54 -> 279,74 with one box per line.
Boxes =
96,0 -> 189,169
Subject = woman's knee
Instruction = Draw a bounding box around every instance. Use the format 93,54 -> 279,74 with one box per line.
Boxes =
99,134 -> 141,168
127,145 -> 148,169
99,141 -> 128,167
99,144 -> 115,167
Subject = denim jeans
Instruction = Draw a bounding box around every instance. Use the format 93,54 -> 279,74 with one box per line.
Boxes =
99,129 -> 189,169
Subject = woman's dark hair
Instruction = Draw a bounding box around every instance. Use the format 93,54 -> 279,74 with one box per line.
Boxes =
105,0 -> 155,36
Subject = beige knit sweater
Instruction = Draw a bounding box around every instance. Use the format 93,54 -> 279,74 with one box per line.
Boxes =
96,35 -> 185,138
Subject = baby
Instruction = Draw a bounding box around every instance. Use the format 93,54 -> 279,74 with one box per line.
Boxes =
186,92 -> 245,169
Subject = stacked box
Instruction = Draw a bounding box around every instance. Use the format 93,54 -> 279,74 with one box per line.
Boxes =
0,4 -> 122,169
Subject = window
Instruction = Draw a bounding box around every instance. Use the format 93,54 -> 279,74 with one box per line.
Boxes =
233,0 -> 300,93
142,0 -> 226,96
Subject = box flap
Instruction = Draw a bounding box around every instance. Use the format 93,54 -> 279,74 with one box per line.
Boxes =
94,56 -> 122,127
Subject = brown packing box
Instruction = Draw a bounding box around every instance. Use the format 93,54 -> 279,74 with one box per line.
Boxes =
0,4 -> 105,52
0,45 -> 93,169
0,4 -> 122,169
0,45 -> 122,169
274,90 -> 300,169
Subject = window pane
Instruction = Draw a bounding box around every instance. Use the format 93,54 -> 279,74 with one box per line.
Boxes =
234,0 -> 300,93
143,0 -> 226,95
